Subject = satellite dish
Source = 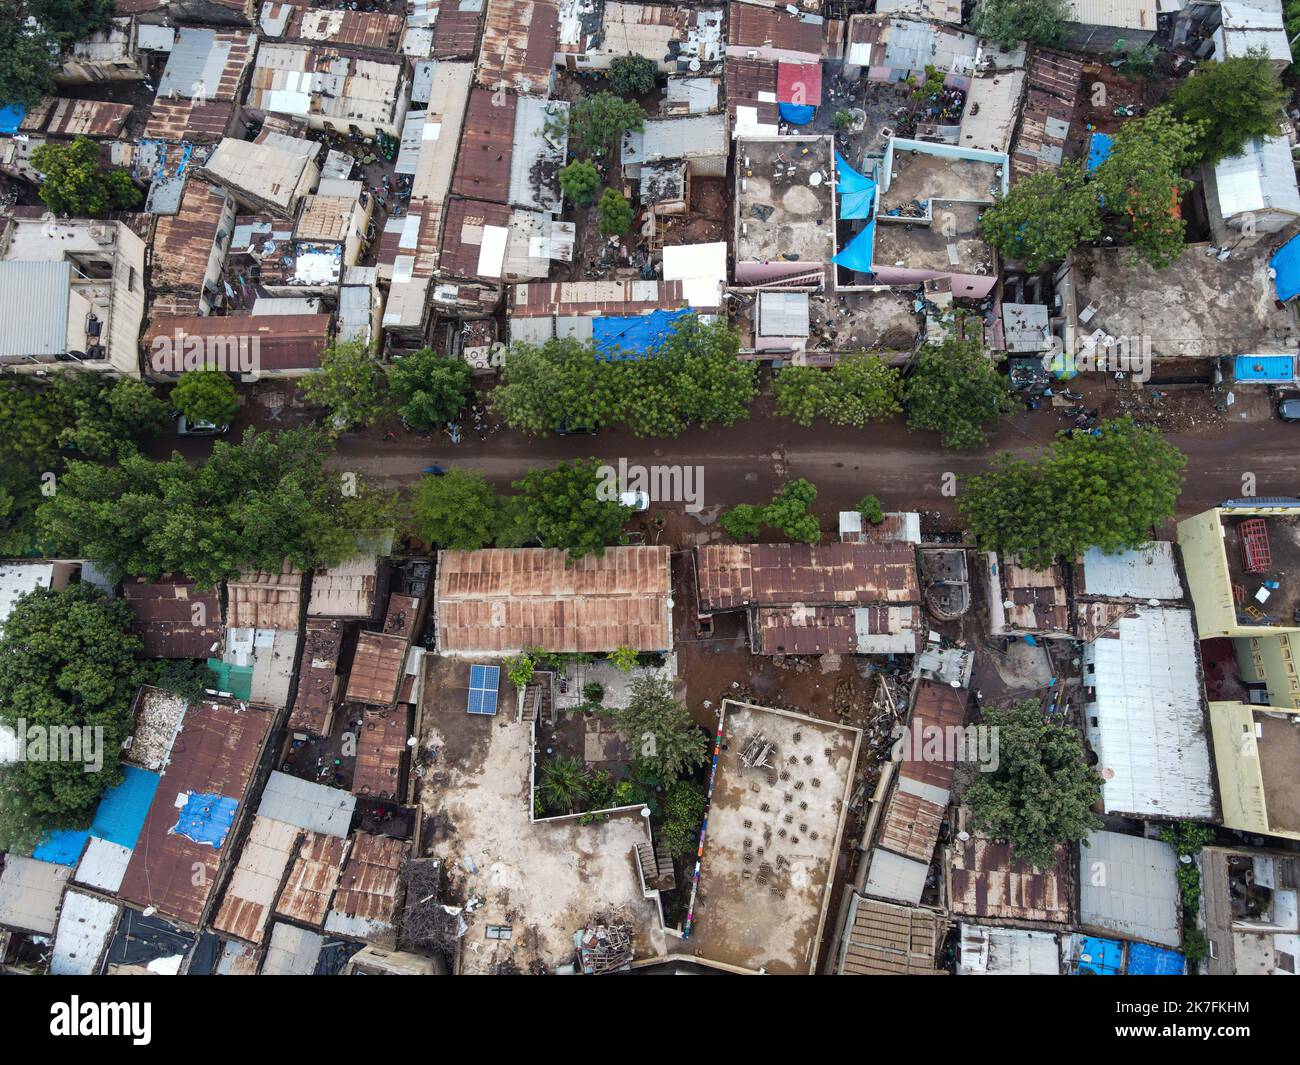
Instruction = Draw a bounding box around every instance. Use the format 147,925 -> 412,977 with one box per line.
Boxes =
809,171 -> 822,187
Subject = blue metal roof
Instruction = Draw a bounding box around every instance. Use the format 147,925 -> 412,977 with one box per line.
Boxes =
1233,354 -> 1295,382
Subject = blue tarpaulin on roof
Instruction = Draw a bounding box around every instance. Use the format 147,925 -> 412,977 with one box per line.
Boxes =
593,308 -> 691,360
835,152 -> 877,219
33,828 -> 90,866
839,187 -> 876,219
171,791 -> 238,849
836,152 -> 872,194
1270,232 -> 1300,301
831,219 -> 875,274
779,103 -> 815,125
1075,936 -> 1123,975
1126,942 -> 1186,976
91,765 -> 160,849
1234,354 -> 1296,382
1086,132 -> 1113,175
0,105 -> 25,135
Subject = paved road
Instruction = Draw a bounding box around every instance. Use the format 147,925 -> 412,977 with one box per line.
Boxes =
331,403 -> 1297,522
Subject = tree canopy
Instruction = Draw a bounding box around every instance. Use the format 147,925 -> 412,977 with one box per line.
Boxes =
963,701 -> 1102,869
970,0 -> 1068,48
606,675 -> 707,780
37,427 -> 396,586
301,339 -> 387,432
409,468 -> 501,550
597,187 -> 634,236
905,330 -> 1019,449
959,415 -> 1186,568
492,316 -> 756,437
558,159 -> 599,206
773,355 -> 902,427
507,458 -> 632,560
0,584 -> 143,852
1170,52 -> 1288,166
607,54 -> 658,96
564,92 -> 645,156
27,0 -> 114,42
30,137 -> 142,217
0,8 -> 59,107
386,347 -> 473,432
980,162 -> 1102,270
171,370 -> 239,427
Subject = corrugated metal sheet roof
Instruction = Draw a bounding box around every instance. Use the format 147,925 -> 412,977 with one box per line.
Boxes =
878,791 -> 945,863
51,890 -> 119,975
696,542 -> 920,612
325,832 -> 407,941
289,619 -> 345,735
227,564 -> 305,629
261,920 -> 324,974
864,847 -> 929,905
1078,830 -> 1181,947
838,894 -> 946,975
257,771 -> 357,836
122,575 -> 223,659
1213,135 -> 1300,220
946,832 -> 1072,923
1084,606 -> 1215,820
436,546 -> 673,653
453,88 -> 515,204
275,831 -> 346,925
0,261 -> 71,359
1066,0 -> 1157,30
477,0 -> 558,95
1075,542 -> 1183,601
346,632 -> 408,707
0,856 -> 69,934
509,96 -> 567,213
212,815 -> 300,944
957,923 -> 1060,975
350,706 -> 409,799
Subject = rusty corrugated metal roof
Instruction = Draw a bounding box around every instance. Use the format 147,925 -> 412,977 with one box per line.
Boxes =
143,98 -> 236,142
898,681 -> 968,793
350,706 -> 409,800
696,542 -> 919,612
21,97 -> 132,138
346,631 -> 407,707
288,619 -> 344,735
330,832 -> 407,924
122,575 -> 223,659
451,88 -> 515,205
436,546 -> 673,653
878,791 -> 946,863
143,315 -> 331,374
945,830 -> 1073,923
118,700 -> 274,928
752,604 -> 922,655
150,179 -> 230,294
511,279 -> 686,317
839,895 -> 947,975
288,9 -> 404,50
998,555 -> 1070,634
476,0 -> 558,95
275,831 -> 346,926
212,814 -> 299,944
438,196 -> 513,282
727,2 -> 831,57
431,6 -> 484,58
227,563 -> 305,629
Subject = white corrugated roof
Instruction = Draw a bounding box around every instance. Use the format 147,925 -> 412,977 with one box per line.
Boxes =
1078,542 -> 1183,600
256,770 -> 357,836
864,847 -> 928,904
1078,830 -> 1181,947
1213,135 -> 1300,220
1084,606 -> 1215,819
957,924 -> 1061,975
1067,0 -> 1158,30
51,891 -> 119,975
0,856 -> 69,935
261,921 -> 324,975
74,838 -> 133,893
0,262 -> 71,360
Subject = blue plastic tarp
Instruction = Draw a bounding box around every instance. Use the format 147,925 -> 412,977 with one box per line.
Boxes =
1270,232 -> 1300,301
831,219 -> 875,274
779,103 -> 815,125
839,187 -> 875,219
171,792 -> 238,849
1234,354 -> 1296,382
1086,132 -> 1113,175
1075,936 -> 1123,975
593,308 -> 691,360
836,152 -> 873,194
33,828 -> 91,866
0,104 -> 25,135
1126,942 -> 1186,976
91,765 -> 160,850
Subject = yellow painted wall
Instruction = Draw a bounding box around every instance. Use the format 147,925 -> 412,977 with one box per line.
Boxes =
1209,701 -> 1300,841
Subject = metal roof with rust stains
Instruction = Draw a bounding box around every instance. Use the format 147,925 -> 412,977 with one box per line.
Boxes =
212,814 -> 300,944
451,88 -> 516,204
121,575 -> 224,659
346,631 -> 408,707
752,604 -> 922,655
727,2 -> 837,59
437,196 -> 513,282
143,314 -> 331,374
20,97 -> 132,138
994,554 -> 1071,635
287,8 -> 405,50
476,0 -> 559,95
350,706 -> 409,799
897,680 -> 968,794
226,563 -> 305,629
288,619 -> 345,735
696,542 -> 920,613
143,98 -> 237,142
878,790 -> 947,863
435,546 -> 673,653
511,279 -> 686,317
118,700 -> 275,928
150,179 -> 231,294
275,831 -> 346,925
1011,49 -> 1082,183
326,832 -> 408,940
945,828 -> 1073,924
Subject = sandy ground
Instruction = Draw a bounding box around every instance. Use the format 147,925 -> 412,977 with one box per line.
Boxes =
417,665 -> 666,974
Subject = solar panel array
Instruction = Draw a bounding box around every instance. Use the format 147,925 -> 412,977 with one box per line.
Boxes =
467,664 -> 500,715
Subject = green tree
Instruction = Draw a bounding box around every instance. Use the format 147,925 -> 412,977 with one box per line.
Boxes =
857,494 -> 884,525
773,365 -> 829,427
1170,52 -> 1288,166
301,339 -> 387,432
608,675 -> 707,779
765,478 -> 820,543
597,187 -> 634,236
38,427 -> 394,586
906,330 -> 1018,449
492,336 -> 618,434
508,458 -> 631,560
971,0 -> 1068,48
609,645 -> 638,672
386,347 -> 472,432
538,756 -> 588,815
980,162 -> 1102,270
963,701 -> 1102,869
52,374 -> 169,459
409,468 -> 500,550
1093,108 -> 1201,269
959,415 -> 1186,568
505,653 -> 535,689
27,0 -> 115,42
30,137 -> 142,217
565,91 -> 646,155
660,780 -> 706,857
171,370 -> 238,427
0,584 -> 143,852
0,10 -> 60,107
558,158 -> 600,206
721,503 -> 765,541
821,355 -> 903,426
608,54 -> 658,97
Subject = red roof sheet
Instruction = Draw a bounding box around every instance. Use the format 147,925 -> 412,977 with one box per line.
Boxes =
776,61 -> 822,105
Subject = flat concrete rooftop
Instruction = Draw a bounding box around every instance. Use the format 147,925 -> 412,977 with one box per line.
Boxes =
736,136 -> 837,265
874,203 -> 994,274
880,148 -> 1003,211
